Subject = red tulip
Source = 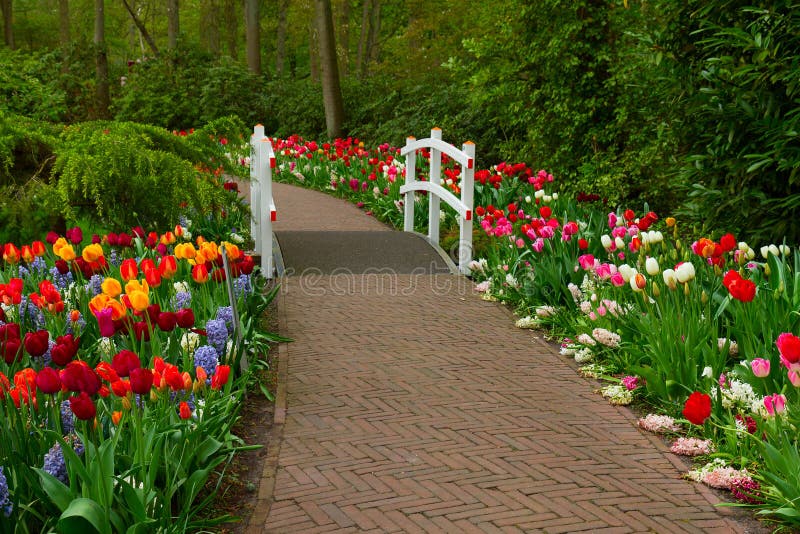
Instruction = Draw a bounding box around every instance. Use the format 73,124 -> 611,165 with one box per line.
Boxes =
176,308 -> 195,328
50,334 -> 80,366
69,392 -> 96,420
179,401 -> 191,420
211,365 -> 231,390
129,368 -> 153,395
60,361 -> 101,395
94,361 -> 120,383
2,338 -> 22,364
110,379 -> 131,397
156,311 -> 177,332
682,391 -> 712,425
111,350 -> 141,377
24,330 -> 50,358
36,367 -> 61,394
158,255 -> 177,279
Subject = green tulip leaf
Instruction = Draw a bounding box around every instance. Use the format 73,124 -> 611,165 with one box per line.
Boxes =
34,468 -> 73,512
58,498 -> 111,534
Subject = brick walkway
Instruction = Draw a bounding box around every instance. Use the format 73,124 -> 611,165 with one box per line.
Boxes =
247,183 -> 764,533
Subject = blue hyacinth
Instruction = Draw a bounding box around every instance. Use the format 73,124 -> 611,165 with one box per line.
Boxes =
18,296 -> 45,330
234,274 -> 252,298
50,267 -> 74,290
108,249 -> 122,267
215,306 -> 234,335
194,345 -> 219,377
205,319 -> 228,357
29,256 -> 47,275
42,443 -> 68,484
60,400 -> 75,435
86,274 -> 103,296
172,291 -> 192,310
17,265 -> 29,279
0,466 -> 12,517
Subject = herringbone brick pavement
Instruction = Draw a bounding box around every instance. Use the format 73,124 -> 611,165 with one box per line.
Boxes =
247,183 -> 765,533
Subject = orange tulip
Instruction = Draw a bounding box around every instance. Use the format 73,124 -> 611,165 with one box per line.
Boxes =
112,411 -> 123,425
160,231 -> 176,245
81,243 -> 104,263
31,241 -> 46,257
158,255 -> 177,279
127,290 -> 149,312
120,258 -> 138,281
101,278 -> 122,298
3,243 -> 20,264
192,263 -> 209,283
20,245 -> 34,263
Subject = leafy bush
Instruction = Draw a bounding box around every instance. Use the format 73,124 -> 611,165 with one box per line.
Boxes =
678,1 -> 800,244
0,48 -> 68,121
48,118 -> 246,232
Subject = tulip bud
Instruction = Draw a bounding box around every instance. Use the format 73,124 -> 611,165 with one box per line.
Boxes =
121,396 -> 132,411
630,272 -> 646,292
652,282 -> 661,297
684,282 -> 691,296
764,263 -> 771,276
601,235 -> 613,250
701,290 -> 708,304
675,239 -> 682,251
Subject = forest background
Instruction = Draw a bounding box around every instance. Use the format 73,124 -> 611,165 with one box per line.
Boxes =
1,0 -> 799,246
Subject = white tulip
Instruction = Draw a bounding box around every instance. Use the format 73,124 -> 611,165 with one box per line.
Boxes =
618,264 -> 635,283
645,257 -> 660,276
675,262 -> 696,283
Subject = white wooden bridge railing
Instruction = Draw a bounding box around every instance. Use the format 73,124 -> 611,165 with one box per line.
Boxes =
400,128 -> 475,274
249,124 -> 277,278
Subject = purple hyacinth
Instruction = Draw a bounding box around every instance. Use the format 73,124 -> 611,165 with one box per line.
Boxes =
50,267 -> 74,290
0,466 -> 12,517
205,319 -> 228,357
194,345 -> 219,377
42,442 -> 68,484
234,274 -> 252,298
86,274 -> 103,296
172,291 -> 192,310
60,400 -> 75,435
30,256 -> 47,275
215,306 -> 234,335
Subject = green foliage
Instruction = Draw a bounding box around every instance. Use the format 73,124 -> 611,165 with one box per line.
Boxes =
678,1 -> 800,244
114,49 -> 268,130
0,48 -> 68,121
0,111 -> 62,243
48,118 -> 244,232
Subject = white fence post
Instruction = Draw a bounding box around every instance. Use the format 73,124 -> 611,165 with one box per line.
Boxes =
249,124 -> 277,279
459,142 -> 475,275
403,136 -> 416,233
428,128 -> 442,245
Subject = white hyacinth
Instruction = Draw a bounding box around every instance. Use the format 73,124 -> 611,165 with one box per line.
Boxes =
574,347 -> 594,364
592,328 -> 621,348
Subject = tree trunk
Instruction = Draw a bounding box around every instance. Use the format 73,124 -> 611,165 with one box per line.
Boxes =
309,20 -> 319,83
336,0 -> 350,77
367,0 -> 380,64
223,0 -> 237,58
167,0 -> 179,50
245,0 -> 260,74
315,0 -> 344,138
357,0 -> 368,78
94,0 -> 110,119
275,0 -> 288,76
121,0 -> 160,57
200,0 -> 220,57
1,0 -> 14,49
58,0 -> 70,45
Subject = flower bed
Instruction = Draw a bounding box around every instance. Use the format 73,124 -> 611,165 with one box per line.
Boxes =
265,133 -> 800,530
0,219 -> 274,531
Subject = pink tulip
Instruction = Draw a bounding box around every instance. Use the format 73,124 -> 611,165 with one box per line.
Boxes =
764,394 -> 786,416
750,358 -> 771,378
788,370 -> 800,387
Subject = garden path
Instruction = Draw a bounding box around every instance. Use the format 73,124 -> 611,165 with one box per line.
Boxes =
246,182 -> 765,533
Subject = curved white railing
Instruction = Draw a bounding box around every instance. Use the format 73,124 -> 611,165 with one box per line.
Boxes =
399,128 -> 475,274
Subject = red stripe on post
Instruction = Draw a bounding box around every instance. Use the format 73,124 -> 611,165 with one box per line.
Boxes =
271,210 -> 277,222
467,159 -> 474,169
465,210 -> 472,221
270,157 -> 276,168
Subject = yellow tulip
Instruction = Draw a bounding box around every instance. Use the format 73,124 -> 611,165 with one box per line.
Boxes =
57,243 -> 76,261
